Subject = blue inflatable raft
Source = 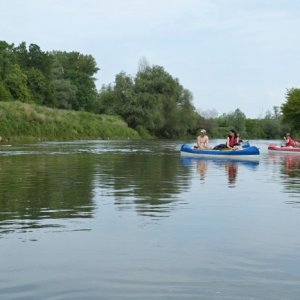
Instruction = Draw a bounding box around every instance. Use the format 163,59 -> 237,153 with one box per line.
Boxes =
180,144 -> 260,159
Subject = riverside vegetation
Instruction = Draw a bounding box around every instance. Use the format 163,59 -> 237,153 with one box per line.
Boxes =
0,101 -> 140,143
0,40 -> 299,142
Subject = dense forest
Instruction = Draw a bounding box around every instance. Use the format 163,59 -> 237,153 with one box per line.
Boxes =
1,40 -> 299,140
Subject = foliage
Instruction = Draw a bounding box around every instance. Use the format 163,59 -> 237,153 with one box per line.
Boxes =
51,51 -> 99,111
0,40 -> 99,113
0,101 -> 140,142
0,39 -> 295,141
281,88 -> 300,131
205,106 -> 284,139
98,65 -> 199,138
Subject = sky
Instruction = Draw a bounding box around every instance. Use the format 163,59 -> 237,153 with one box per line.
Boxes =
1,0 -> 300,118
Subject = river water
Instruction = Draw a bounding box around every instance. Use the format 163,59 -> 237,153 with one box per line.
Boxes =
0,139 -> 300,299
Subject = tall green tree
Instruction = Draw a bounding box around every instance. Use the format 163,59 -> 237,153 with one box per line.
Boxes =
26,67 -> 48,105
51,51 -> 99,111
11,42 -> 55,105
216,108 -> 246,137
134,65 -> 197,137
281,88 -> 300,131
4,64 -> 31,101
229,108 -> 246,135
0,41 -> 15,101
97,64 -> 199,138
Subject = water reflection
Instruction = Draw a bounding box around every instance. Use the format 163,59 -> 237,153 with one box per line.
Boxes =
268,153 -> 300,205
93,152 -> 190,218
0,154 -> 96,237
181,157 -> 259,187
283,155 -> 300,175
2,141 -> 300,300
225,161 -> 238,185
196,159 -> 207,181
0,141 -> 192,238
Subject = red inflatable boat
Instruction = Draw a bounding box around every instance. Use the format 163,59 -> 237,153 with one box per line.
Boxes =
268,144 -> 300,153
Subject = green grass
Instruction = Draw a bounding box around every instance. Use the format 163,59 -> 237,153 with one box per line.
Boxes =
0,101 -> 140,143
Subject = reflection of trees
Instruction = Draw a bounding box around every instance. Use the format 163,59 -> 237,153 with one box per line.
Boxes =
0,155 -> 95,234
279,155 -> 300,200
95,153 -> 191,217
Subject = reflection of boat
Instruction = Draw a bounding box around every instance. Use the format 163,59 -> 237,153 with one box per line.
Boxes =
180,157 -> 259,186
283,155 -> 300,172
180,156 -> 259,168
268,144 -> 300,153
180,144 -> 260,159
268,152 -> 300,174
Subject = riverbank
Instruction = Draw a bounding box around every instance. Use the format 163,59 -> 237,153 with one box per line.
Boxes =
0,101 -> 140,143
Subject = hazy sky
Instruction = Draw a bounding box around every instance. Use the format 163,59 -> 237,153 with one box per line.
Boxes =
1,0 -> 300,118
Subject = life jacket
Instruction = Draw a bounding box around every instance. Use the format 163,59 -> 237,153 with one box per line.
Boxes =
286,136 -> 296,147
228,137 -> 239,147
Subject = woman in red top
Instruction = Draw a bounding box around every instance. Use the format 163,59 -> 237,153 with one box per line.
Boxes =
226,129 -> 241,150
284,133 -> 300,147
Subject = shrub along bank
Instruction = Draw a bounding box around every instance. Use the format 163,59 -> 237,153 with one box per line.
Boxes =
0,101 -> 140,143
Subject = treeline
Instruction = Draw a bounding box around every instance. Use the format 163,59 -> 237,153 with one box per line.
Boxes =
200,107 -> 290,140
0,40 -> 298,140
0,40 -> 98,111
207,87 -> 300,139
0,41 -> 199,138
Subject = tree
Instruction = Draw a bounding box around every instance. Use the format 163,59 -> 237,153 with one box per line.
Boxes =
51,51 -> 99,111
4,64 -> 31,101
14,43 -> 53,76
97,64 -> 199,138
281,88 -> 300,130
137,56 -> 150,73
229,108 -> 246,135
0,81 -> 13,101
96,84 -> 116,115
216,108 -> 246,136
0,41 -> 15,101
26,67 -> 48,105
52,79 -> 77,109
134,65 -> 196,137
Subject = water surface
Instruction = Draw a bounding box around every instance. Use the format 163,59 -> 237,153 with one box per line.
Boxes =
1,139 -> 300,299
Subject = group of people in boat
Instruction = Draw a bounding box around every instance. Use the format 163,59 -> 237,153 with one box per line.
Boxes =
195,128 -> 242,150
195,129 -> 300,150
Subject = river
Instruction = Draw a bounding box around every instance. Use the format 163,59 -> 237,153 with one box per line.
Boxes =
0,139 -> 300,299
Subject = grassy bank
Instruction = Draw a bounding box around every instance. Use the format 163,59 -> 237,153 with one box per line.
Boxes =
0,101 -> 140,143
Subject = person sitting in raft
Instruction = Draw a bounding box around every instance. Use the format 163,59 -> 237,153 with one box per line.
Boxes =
226,129 -> 242,150
195,129 -> 211,149
284,133 -> 300,147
